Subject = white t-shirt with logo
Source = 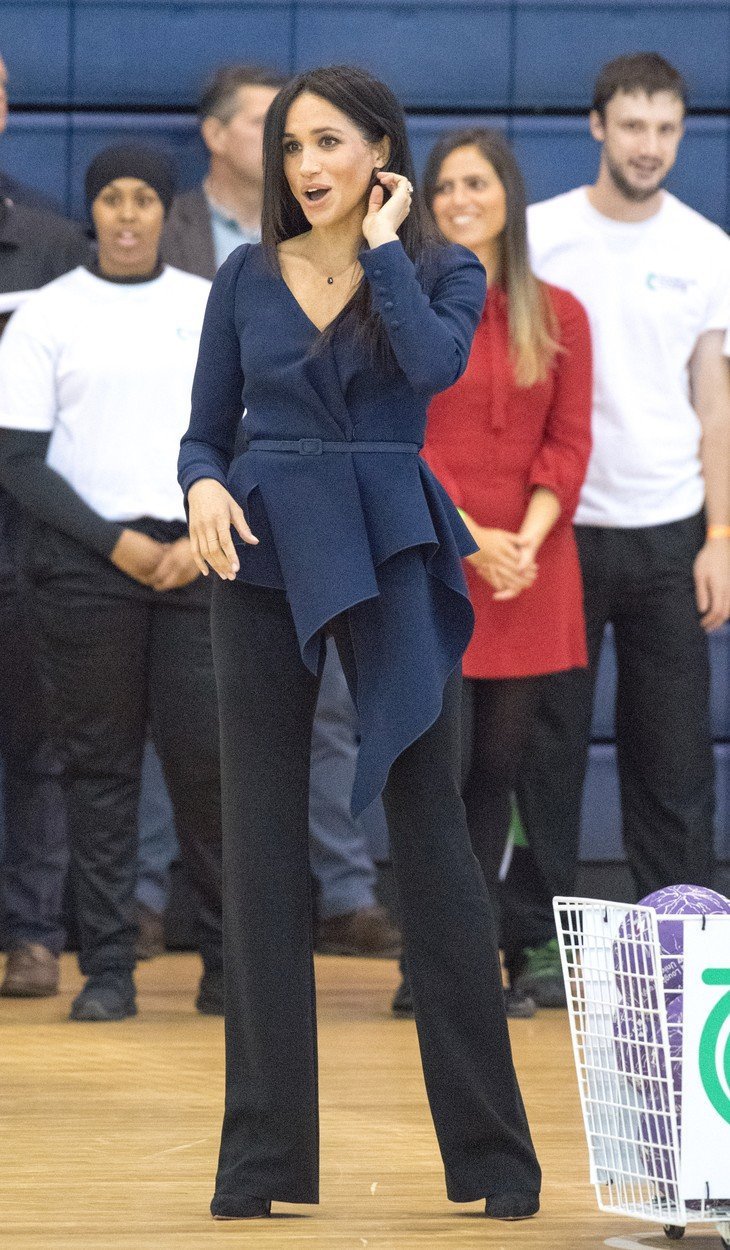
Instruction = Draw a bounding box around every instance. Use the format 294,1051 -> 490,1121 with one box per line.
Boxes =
527,188 -> 730,527
0,265 -> 211,523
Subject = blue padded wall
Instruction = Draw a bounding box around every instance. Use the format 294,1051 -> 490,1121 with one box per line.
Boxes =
2,114 -> 70,209
293,0 -> 512,109
72,0 -> 294,106
579,744 -> 730,862
512,116 -> 730,227
512,1 -> 730,110
718,746 -> 730,861
2,2 -> 71,104
711,628 -> 730,740
11,0 -> 726,112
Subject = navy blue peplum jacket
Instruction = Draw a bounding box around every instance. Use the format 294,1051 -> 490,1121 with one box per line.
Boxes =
178,238 -> 486,815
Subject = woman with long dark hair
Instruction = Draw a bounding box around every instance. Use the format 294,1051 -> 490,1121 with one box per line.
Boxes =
419,129 -> 592,1005
179,67 -> 541,1221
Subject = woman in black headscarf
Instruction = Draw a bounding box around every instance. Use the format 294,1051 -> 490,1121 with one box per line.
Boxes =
0,145 -> 223,1022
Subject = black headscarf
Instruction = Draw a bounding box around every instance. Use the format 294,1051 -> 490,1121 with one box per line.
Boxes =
85,144 -> 177,217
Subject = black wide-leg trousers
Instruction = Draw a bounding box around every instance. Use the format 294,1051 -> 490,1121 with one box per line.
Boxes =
211,578 -> 540,1208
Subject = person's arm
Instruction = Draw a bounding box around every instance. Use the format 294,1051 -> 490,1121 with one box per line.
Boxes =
359,241 -> 486,396
514,292 -> 593,578
0,429 -> 171,582
690,327 -> 730,631
178,243 -> 250,497
0,427 -> 122,555
178,244 -> 258,579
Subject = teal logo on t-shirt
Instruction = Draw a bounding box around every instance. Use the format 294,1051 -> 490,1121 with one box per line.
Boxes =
647,272 -> 694,293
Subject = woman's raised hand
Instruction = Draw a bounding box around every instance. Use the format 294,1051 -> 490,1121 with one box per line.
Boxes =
362,171 -> 413,248
187,477 -> 258,580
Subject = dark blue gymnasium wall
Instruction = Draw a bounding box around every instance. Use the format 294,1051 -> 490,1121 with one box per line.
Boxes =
1,0 -> 728,860
2,1 -> 729,225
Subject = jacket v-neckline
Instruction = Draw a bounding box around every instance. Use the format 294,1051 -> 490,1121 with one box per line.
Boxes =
276,255 -> 362,337
278,272 -> 337,336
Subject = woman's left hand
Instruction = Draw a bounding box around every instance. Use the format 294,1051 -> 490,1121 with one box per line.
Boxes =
362,171 -> 413,248
150,537 -> 201,592
491,531 -> 541,602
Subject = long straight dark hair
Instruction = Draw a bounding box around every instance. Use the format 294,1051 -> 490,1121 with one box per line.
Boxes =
261,64 -> 440,367
422,128 -> 560,387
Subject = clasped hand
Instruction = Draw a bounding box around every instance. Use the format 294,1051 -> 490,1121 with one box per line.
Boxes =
467,525 -> 539,601
110,530 -> 203,591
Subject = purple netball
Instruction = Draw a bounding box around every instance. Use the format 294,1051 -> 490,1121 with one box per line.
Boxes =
614,1001 -> 665,1093
638,995 -> 683,1188
614,985 -> 682,1100
639,885 -> 730,994
614,885 -> 730,1007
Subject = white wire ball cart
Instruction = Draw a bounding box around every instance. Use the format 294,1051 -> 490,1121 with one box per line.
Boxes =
553,897 -> 730,1245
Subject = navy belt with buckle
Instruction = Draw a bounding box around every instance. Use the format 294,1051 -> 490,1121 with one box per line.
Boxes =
247,438 -> 420,455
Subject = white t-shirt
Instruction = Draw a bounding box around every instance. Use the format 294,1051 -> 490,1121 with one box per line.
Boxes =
0,265 -> 211,523
527,188 -> 730,527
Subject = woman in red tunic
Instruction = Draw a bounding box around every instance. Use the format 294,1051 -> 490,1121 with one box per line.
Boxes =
422,129 -> 592,1008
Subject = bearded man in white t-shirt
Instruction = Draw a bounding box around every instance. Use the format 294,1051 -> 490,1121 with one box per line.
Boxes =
502,53 -> 730,1009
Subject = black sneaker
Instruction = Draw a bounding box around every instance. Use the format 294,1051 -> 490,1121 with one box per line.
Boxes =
503,985 -> 537,1019
196,968 -> 224,1016
70,975 -> 137,1022
512,939 -> 566,1008
391,976 -> 414,1017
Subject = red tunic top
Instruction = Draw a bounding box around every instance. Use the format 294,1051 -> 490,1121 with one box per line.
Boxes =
424,283 -> 593,679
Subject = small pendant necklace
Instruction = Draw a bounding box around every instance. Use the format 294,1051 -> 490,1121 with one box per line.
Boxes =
323,259 -> 359,286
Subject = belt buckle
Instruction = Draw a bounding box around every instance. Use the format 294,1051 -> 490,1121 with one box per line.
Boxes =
299,438 -> 322,455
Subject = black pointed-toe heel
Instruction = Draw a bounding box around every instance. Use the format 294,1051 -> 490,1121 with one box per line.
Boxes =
210,1196 -> 271,1219
484,1192 -> 540,1220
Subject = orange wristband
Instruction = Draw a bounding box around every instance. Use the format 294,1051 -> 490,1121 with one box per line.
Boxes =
707,525 -> 730,540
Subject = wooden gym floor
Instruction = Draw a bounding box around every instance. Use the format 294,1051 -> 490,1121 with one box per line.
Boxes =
0,953 -> 721,1249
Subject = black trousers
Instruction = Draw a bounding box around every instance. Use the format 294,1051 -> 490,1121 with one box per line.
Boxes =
463,675 -> 544,897
210,578 -> 540,1207
0,498 -> 67,954
504,512 -> 715,961
28,522 -> 223,978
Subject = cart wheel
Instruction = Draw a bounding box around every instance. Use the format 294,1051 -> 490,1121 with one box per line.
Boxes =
663,1227 -> 685,1241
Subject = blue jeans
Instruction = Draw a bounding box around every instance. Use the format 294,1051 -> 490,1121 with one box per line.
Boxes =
136,739 -> 178,915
